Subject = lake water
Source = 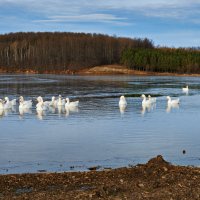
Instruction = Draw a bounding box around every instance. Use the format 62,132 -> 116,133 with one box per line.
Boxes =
0,74 -> 200,174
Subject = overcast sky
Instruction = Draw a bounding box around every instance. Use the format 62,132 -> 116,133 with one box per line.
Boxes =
0,0 -> 200,47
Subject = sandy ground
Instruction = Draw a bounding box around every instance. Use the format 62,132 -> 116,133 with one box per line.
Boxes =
78,65 -> 139,75
1,155 -> 200,199
78,65 -> 200,77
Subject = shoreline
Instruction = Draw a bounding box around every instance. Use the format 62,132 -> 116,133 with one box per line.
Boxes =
1,155 -> 200,199
1,65 -> 200,77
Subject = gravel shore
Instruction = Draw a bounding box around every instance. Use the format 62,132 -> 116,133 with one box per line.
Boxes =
1,155 -> 200,199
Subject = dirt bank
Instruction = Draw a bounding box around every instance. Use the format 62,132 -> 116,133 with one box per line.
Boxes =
78,65 -> 141,75
78,65 -> 200,77
1,155 -> 200,199
1,65 -> 200,77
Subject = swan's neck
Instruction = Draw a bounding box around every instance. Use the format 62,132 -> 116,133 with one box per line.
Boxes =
121,98 -> 126,102
40,97 -> 43,103
142,99 -> 146,104
142,96 -> 146,102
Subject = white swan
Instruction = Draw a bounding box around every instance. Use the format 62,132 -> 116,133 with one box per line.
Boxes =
5,97 -> 17,106
182,85 -> 189,93
119,96 -> 127,107
0,99 -> 4,110
19,100 -> 32,110
141,94 -> 151,106
57,95 -> 65,106
166,96 -> 180,105
148,95 -> 156,103
65,98 -> 79,109
0,100 -> 4,116
4,97 -> 12,109
36,97 -> 48,111
36,96 -> 50,107
11,99 -> 16,106
19,96 -> 32,108
36,102 -> 48,111
5,97 -> 16,106
49,96 -> 57,107
0,109 -> 4,116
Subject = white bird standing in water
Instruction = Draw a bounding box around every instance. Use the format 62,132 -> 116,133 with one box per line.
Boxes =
65,98 -> 79,109
49,96 -> 57,107
36,96 -> 50,107
148,95 -> 156,103
182,85 -> 189,93
4,97 -> 12,109
119,96 -> 127,107
57,95 -> 65,106
19,96 -> 32,108
141,94 -> 151,106
166,96 -> 180,105
0,100 -> 4,116
119,96 -> 127,114
19,100 -> 31,110
36,96 -> 48,111
5,97 -> 17,106
0,99 -> 4,110
36,102 -> 47,111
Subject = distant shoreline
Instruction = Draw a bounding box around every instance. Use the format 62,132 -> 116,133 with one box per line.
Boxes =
1,65 -> 200,77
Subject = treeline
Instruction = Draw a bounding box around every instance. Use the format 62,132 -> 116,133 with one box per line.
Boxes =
0,32 -> 153,72
121,48 -> 200,73
1,32 -> 199,74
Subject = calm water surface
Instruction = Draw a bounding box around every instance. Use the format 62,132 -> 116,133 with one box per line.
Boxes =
0,74 -> 200,174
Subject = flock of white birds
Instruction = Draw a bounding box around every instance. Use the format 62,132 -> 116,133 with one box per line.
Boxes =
0,85 -> 189,116
119,85 -> 189,111
0,95 -> 79,113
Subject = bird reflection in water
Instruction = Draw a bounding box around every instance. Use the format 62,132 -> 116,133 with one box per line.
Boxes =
57,105 -> 66,117
48,106 -> 56,114
141,103 -> 156,115
119,105 -> 127,115
36,110 -> 46,120
166,104 -> 179,113
0,109 -> 4,118
65,106 -> 79,117
19,108 -> 32,119
19,108 -> 32,115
